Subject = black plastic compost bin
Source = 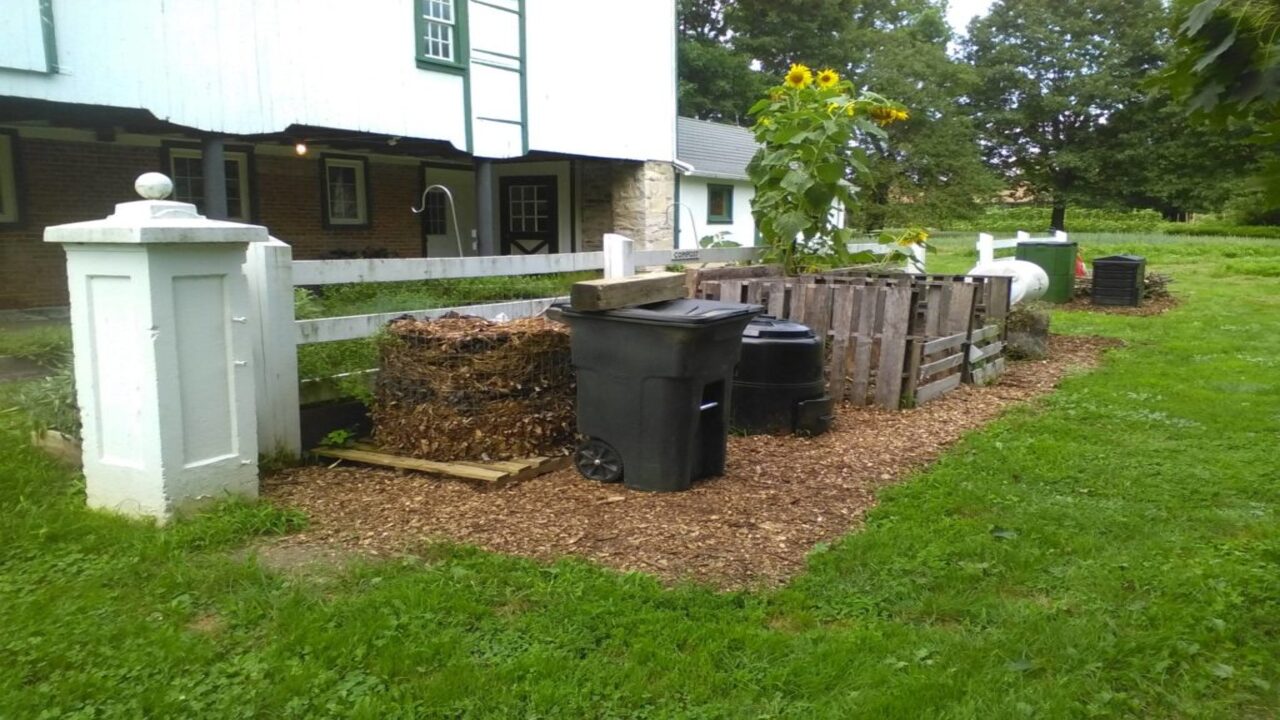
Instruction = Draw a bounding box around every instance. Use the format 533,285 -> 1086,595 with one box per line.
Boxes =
732,317 -> 834,436
556,298 -> 763,492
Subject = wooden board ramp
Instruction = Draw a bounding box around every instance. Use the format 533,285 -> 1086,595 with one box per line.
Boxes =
311,445 -> 570,485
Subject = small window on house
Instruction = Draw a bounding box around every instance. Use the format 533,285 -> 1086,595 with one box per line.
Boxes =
0,132 -> 19,224
416,0 -> 465,68
166,147 -> 253,221
707,184 -> 734,224
322,156 -> 370,227
422,189 -> 447,235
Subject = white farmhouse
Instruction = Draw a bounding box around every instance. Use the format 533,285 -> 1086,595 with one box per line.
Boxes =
674,116 -> 758,249
0,0 -> 677,310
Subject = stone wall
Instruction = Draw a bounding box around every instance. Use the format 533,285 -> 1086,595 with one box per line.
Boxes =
578,159 -> 675,252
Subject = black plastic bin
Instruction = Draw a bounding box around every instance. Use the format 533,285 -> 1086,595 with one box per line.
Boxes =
556,298 -> 762,492
732,317 -> 833,436
1092,254 -> 1146,307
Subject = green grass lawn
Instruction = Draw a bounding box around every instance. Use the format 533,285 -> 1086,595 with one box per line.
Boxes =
3,235 -> 1280,717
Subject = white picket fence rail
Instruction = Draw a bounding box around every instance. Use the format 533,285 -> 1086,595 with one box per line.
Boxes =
248,234 -> 927,455
977,230 -> 1069,265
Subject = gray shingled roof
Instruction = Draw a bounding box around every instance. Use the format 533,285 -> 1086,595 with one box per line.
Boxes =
676,116 -> 759,181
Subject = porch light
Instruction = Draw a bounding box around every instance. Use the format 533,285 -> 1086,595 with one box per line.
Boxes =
294,142 -> 308,156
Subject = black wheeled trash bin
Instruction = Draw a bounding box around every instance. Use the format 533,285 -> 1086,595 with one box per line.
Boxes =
556,298 -> 763,492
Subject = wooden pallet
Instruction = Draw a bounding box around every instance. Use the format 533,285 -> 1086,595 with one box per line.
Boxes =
310,445 -> 570,485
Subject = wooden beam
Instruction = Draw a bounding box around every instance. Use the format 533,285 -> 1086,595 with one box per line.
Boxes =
570,271 -> 687,311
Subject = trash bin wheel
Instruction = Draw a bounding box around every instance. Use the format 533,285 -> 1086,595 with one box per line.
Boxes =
575,438 -> 623,483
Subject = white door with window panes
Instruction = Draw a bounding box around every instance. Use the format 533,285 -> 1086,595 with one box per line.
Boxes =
499,176 -> 557,254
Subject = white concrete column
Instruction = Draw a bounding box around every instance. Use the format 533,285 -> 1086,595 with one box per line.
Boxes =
45,173 -> 267,521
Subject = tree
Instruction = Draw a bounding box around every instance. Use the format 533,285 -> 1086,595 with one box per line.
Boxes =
964,0 -> 1168,230
1164,0 -> 1280,219
727,0 -> 996,229
676,0 -> 768,123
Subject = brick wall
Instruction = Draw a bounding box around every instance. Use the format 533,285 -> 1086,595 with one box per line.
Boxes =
0,136 -> 431,309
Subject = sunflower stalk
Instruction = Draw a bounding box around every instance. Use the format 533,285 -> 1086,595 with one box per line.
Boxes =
746,64 -> 923,275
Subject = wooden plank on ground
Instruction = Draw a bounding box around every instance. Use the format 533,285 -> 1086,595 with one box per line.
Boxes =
570,271 -> 686,311
312,447 -> 509,482
874,284 -> 913,409
827,285 -> 855,400
849,286 -> 879,406
915,373 -> 962,405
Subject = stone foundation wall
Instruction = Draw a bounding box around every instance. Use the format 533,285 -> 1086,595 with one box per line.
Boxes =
578,159 -> 675,252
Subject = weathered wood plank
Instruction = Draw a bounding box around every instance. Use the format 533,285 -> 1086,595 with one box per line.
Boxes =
970,340 -> 1005,364
745,280 -> 763,305
849,286 -> 879,406
571,271 -> 687,311
789,282 -> 808,322
719,279 -> 745,304
971,324 -> 1001,343
311,447 -> 509,482
970,357 -> 1007,385
915,373 -> 962,405
766,279 -> 787,318
922,331 -> 968,356
919,352 -> 964,379
946,282 -> 977,336
827,285 -> 855,400
874,285 -> 913,409
804,283 -> 833,342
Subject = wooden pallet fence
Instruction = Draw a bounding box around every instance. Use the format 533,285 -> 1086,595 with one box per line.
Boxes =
965,324 -> 1006,385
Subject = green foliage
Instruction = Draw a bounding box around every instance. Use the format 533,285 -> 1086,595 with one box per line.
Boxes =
947,206 -> 1167,233
1161,223 -> 1280,238
746,64 -> 910,273
319,428 -> 355,448
5,238 -> 1280,716
0,324 -> 72,365
676,0 -> 769,123
965,0 -> 1169,227
698,231 -> 741,248
1165,0 -> 1280,129
14,364 -> 80,440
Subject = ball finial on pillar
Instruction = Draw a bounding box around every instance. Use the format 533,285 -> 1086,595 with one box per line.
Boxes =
135,172 -> 174,200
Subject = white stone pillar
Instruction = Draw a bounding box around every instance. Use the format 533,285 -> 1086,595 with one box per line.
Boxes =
45,173 -> 266,521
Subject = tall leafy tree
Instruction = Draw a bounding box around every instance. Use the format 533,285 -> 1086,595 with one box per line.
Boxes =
964,0 -> 1167,230
677,0 -> 768,123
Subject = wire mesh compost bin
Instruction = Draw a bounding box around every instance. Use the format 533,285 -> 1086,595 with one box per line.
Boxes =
371,316 -> 576,461
1091,254 -> 1146,307
556,299 -> 762,492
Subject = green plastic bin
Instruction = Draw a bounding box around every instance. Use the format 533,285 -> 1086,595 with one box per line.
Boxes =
1016,241 -> 1077,303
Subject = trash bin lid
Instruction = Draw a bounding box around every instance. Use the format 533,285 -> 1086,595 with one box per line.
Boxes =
743,316 -> 814,338
1018,240 -> 1077,247
1094,254 -> 1145,263
561,298 -> 762,325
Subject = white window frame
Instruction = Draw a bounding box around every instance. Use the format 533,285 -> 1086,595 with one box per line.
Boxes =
322,156 -> 370,227
167,148 -> 252,222
0,132 -> 19,224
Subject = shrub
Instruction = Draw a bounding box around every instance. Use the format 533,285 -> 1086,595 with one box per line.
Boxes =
946,207 -> 1166,233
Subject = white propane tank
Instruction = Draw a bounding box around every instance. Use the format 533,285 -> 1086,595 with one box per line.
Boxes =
969,260 -> 1050,305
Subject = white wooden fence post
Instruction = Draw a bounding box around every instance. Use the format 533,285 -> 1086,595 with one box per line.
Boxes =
44,173 -> 263,520
1016,230 -> 1030,243
904,243 -> 927,274
1054,230 -> 1069,243
603,233 -> 635,279
244,237 -> 301,458
978,233 -> 995,265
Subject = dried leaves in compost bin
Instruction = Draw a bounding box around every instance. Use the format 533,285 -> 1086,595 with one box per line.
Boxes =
371,314 -> 575,461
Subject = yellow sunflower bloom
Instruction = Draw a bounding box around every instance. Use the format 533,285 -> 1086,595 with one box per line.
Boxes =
869,106 -> 895,125
784,63 -> 813,89
844,103 -> 857,117
816,68 -> 839,89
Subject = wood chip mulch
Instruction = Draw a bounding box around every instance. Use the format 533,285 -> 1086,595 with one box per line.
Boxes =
1061,295 -> 1180,316
264,335 -> 1122,589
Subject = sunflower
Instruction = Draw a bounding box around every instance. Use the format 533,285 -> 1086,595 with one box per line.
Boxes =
844,103 -> 857,117
870,106 -> 910,126
815,68 -> 839,89
784,63 -> 813,89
